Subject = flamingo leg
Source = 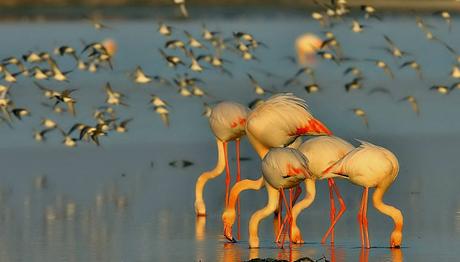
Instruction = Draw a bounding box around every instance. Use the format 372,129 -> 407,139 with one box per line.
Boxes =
273,194 -> 283,242
223,142 -> 231,207
235,139 -> 241,240
363,187 -> 370,249
327,178 -> 336,243
358,188 -> 366,247
321,179 -> 347,243
276,188 -> 294,248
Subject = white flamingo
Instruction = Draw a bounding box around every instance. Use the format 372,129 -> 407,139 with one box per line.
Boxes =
248,147 -> 311,248
321,141 -> 404,248
195,102 -> 249,216
290,136 -> 355,244
222,93 -> 335,243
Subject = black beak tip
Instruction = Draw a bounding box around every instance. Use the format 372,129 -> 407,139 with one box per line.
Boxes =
224,234 -> 237,243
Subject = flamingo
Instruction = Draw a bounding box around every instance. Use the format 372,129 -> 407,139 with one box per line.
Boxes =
290,136 -> 355,244
195,102 -> 249,216
321,141 -> 404,248
295,34 -> 322,65
222,93 -> 334,243
248,147 -> 311,248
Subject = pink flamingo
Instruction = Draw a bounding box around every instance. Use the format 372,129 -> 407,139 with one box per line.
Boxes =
322,141 -> 404,248
222,93 -> 335,242
195,102 -> 249,216
248,147 -> 311,248
290,136 -> 355,244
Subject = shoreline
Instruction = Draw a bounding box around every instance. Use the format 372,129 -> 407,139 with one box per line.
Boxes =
0,1 -> 458,21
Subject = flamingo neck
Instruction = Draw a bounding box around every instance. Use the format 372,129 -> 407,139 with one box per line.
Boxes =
372,186 -> 403,236
195,139 -> 226,211
246,131 -> 269,159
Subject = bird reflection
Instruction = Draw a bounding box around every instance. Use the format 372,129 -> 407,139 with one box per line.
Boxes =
220,242 -> 243,262
456,210 -> 460,233
359,248 -> 370,262
323,246 -> 404,262
391,249 -> 404,262
195,216 -> 206,241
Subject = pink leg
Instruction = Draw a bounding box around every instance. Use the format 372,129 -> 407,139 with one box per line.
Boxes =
322,178 -> 336,244
358,188 -> 366,247
362,188 -> 370,249
235,139 -> 241,240
274,195 -> 282,241
276,189 -> 294,249
223,142 -> 231,207
321,179 -> 347,243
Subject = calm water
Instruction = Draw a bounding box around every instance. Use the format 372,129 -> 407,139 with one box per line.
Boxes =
0,8 -> 460,262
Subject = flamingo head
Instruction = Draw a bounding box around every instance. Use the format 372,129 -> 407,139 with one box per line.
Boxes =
390,230 -> 402,248
194,200 -> 206,216
222,208 -> 236,243
290,225 -> 305,244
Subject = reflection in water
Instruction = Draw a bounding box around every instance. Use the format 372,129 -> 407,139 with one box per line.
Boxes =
195,216 -> 206,262
391,249 -> 404,262
456,210 -> 460,233
359,248 -> 369,262
323,245 -> 404,262
195,216 -> 206,241
221,242 -> 243,262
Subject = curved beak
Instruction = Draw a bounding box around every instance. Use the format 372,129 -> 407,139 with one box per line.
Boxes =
223,225 -> 237,243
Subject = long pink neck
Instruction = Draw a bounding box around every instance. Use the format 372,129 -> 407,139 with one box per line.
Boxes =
372,186 -> 403,236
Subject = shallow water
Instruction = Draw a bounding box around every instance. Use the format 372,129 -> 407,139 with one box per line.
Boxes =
0,8 -> 460,262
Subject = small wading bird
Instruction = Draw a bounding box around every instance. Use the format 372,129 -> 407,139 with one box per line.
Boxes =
195,102 -> 249,216
222,94 -> 339,245
400,96 -> 419,116
321,141 -> 403,248
400,60 -> 422,79
352,108 -> 369,128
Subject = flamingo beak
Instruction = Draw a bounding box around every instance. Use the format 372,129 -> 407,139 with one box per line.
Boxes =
224,225 -> 236,243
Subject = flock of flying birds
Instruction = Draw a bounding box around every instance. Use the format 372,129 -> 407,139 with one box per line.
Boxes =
0,0 -> 459,147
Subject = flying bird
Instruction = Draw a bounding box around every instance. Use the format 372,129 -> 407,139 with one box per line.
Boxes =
352,108 -> 369,128
400,96 -> 419,116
